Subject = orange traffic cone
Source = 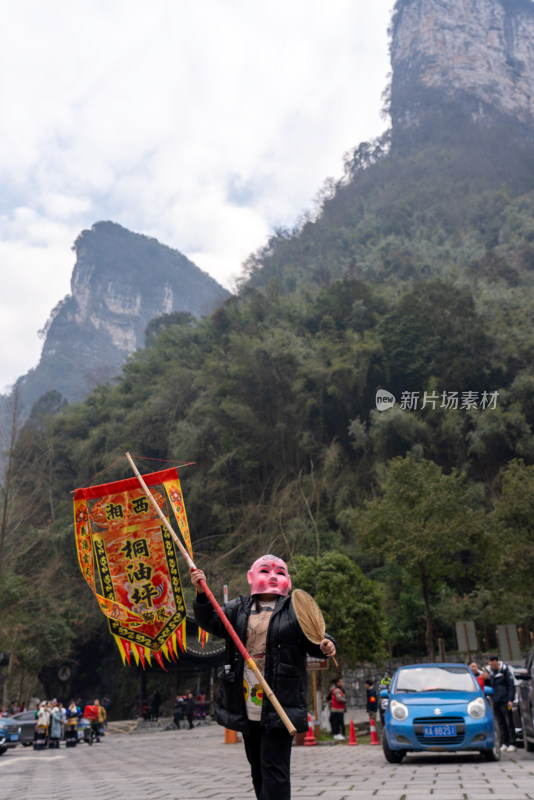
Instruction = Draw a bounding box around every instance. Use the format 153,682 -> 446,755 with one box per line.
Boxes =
224,728 -> 239,744
347,718 -> 358,746
304,713 -> 317,746
369,716 -> 380,745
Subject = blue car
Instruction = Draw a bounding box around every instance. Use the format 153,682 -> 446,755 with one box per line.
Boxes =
0,716 -> 20,755
380,663 -> 500,763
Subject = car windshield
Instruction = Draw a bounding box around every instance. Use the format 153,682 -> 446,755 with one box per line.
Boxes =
395,666 -> 478,693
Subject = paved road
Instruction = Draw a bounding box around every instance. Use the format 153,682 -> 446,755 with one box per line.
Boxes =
1,720 -> 533,800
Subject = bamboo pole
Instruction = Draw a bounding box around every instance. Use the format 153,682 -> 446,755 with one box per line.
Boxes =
125,452 -> 296,736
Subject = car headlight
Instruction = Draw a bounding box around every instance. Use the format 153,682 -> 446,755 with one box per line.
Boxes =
390,700 -> 408,721
467,697 -> 486,719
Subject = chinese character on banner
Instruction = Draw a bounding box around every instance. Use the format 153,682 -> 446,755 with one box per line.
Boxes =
73,468 -> 195,669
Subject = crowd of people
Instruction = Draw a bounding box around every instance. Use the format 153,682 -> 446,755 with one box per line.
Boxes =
172,691 -> 208,729
324,674 -> 379,740
140,689 -> 162,722
0,697 -> 109,749
0,700 -> 24,716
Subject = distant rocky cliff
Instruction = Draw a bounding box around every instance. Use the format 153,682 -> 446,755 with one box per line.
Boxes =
12,221 -> 230,414
390,0 -> 534,131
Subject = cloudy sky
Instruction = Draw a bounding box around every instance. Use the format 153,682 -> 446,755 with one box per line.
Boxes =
0,0 -> 394,393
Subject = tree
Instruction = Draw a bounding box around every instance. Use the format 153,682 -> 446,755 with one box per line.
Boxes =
355,453 -> 485,659
379,280 -> 494,395
291,551 -> 386,665
486,460 -> 534,620
144,311 -> 196,347
0,388 -> 27,574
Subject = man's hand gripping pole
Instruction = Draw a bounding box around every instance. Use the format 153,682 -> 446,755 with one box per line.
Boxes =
125,453 -> 296,736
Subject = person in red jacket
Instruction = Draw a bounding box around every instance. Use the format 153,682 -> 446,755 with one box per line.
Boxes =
83,701 -> 100,742
330,677 -> 346,740
469,661 -> 487,691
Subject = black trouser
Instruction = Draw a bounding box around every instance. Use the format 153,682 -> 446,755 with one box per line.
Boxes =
187,713 -> 194,729
242,721 -> 293,800
493,701 -> 515,746
330,710 -> 345,736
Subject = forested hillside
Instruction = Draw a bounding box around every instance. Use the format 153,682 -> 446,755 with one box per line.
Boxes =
243,117 -> 534,295
3,93 -> 534,708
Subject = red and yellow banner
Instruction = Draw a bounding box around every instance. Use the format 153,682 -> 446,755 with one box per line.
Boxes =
74,467 -> 192,668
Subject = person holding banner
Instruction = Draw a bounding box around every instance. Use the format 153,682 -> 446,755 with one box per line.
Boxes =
191,555 -> 336,800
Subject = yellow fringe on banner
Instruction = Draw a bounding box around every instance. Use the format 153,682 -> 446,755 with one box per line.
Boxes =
160,641 -> 169,662
181,618 -> 187,652
114,635 -> 127,666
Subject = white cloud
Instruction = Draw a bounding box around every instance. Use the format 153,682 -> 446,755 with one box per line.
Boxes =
0,0 -> 394,390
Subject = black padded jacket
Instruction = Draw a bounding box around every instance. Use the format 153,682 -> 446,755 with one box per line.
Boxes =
193,592 -> 335,734
487,661 -> 515,704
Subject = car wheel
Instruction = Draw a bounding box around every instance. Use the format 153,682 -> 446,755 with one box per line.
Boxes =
523,718 -> 534,753
382,730 -> 405,764
483,720 -> 501,762
0,746 -> 7,756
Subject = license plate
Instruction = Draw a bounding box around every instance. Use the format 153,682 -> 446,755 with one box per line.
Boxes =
9,735 -> 18,741
423,724 -> 456,737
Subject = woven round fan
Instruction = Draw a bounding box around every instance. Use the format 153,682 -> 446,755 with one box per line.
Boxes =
291,588 -> 338,666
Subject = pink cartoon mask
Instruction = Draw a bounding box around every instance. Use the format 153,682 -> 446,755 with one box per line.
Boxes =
247,555 -> 291,597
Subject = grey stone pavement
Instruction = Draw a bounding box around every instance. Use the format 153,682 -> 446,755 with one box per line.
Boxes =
0,714 -> 533,800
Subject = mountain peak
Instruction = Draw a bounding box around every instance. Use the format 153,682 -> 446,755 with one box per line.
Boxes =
390,0 -> 534,132
13,222 -> 230,413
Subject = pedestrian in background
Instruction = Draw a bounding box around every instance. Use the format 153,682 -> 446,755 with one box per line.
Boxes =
379,671 -> 392,726
34,701 -> 50,749
185,692 -> 195,730
83,700 -> 100,743
469,661 -> 487,691
196,691 -> 207,720
331,677 -> 346,740
486,654 -> 516,752
49,701 -> 63,748
326,678 -> 337,735
95,699 -> 107,738
173,694 -> 185,729
365,678 -> 379,732
150,689 -> 161,722
65,700 -> 80,747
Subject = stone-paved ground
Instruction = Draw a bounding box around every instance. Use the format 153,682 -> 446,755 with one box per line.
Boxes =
0,719 -> 532,800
